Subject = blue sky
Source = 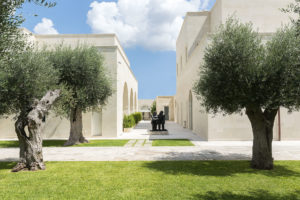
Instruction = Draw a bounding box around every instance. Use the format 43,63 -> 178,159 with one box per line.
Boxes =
20,0 -> 216,99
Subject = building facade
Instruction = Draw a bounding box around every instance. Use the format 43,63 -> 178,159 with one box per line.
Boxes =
175,0 -> 300,141
0,30 -> 138,139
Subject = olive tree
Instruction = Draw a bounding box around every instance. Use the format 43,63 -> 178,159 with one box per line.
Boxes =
0,0 -> 55,62
0,1 -> 28,63
0,0 -> 59,172
48,45 -> 113,146
283,0 -> 300,35
194,18 -> 300,170
0,50 -> 59,172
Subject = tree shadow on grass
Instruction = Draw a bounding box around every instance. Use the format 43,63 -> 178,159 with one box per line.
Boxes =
0,141 -> 19,148
0,162 -> 16,170
0,140 -> 66,148
192,190 -> 300,200
143,159 -> 300,177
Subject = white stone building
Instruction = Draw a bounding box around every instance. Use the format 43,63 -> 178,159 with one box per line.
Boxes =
0,30 -> 138,138
175,0 -> 300,141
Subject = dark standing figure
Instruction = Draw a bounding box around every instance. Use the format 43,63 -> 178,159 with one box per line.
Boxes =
158,111 -> 166,131
151,112 -> 158,131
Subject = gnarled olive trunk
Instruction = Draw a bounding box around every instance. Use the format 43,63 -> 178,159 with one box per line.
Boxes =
64,106 -> 88,146
246,107 -> 278,170
12,90 -> 60,172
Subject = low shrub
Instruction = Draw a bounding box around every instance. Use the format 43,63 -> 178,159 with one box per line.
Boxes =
132,112 -> 142,124
123,115 -> 136,128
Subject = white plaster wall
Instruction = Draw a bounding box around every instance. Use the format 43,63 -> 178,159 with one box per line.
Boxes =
280,108 -> 300,140
97,47 -> 118,137
116,48 -> 138,136
35,34 -> 117,48
221,0 -> 293,33
0,117 -> 16,139
209,0 -> 222,32
176,13 -> 210,140
139,99 -> 154,111
207,113 -> 252,141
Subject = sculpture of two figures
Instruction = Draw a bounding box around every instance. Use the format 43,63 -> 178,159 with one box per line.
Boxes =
151,111 -> 167,131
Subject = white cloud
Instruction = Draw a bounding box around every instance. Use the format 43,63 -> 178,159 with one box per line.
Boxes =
34,18 -> 59,34
87,0 -> 210,51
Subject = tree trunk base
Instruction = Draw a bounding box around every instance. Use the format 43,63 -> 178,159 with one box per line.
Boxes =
64,107 -> 88,146
64,136 -> 89,146
11,162 -> 27,172
246,107 -> 278,171
251,159 -> 274,170
11,162 -> 46,172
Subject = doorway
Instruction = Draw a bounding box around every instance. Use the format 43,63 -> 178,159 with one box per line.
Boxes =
91,109 -> 102,136
164,106 -> 169,120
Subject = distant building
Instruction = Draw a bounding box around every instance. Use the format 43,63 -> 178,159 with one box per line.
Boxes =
0,30 -> 138,138
175,0 -> 300,140
138,99 -> 154,120
156,96 -> 175,121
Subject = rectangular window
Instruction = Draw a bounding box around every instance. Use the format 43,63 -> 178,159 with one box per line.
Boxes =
185,47 -> 188,63
180,56 -> 183,72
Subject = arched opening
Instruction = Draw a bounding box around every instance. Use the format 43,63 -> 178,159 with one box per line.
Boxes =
134,92 -> 137,112
123,83 -> 128,116
189,91 -> 193,130
130,89 -> 133,113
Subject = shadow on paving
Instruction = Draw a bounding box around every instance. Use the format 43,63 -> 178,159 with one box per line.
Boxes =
143,160 -> 300,177
192,190 -> 300,200
156,150 -> 251,160
133,121 -> 152,130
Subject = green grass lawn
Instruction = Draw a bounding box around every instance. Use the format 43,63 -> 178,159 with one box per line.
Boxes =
152,139 -> 194,146
0,161 -> 300,199
0,140 -> 129,148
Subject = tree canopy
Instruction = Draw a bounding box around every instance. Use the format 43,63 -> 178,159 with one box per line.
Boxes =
48,45 -> 113,115
194,17 -> 300,115
0,50 -> 58,117
0,0 -> 56,62
0,1 -> 27,62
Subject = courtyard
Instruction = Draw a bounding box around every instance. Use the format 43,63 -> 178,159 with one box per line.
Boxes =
1,0 -> 300,199
1,121 -> 300,162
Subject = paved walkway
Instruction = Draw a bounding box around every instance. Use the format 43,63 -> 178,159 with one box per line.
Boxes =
124,139 -> 153,147
119,121 -> 205,144
1,121 -> 300,162
1,143 -> 300,162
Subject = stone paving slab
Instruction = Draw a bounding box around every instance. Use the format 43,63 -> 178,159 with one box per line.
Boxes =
144,140 -> 153,147
1,144 -> 300,162
124,139 -> 136,147
134,140 -> 145,147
